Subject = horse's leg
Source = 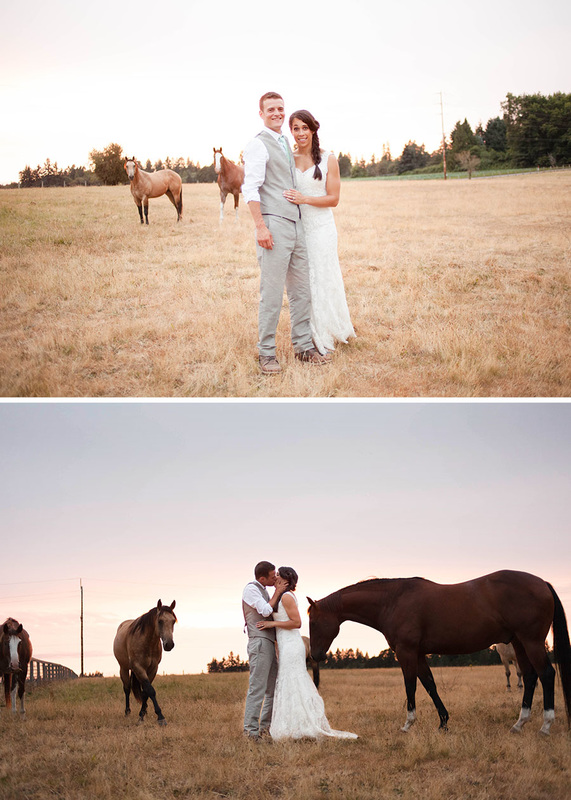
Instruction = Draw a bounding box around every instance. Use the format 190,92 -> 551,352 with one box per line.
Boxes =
396,649 -> 418,732
143,198 -> 149,225
120,667 -> 131,716
136,203 -> 144,224
10,678 -> 17,715
522,639 -> 556,736
417,657 -> 449,730
234,191 -> 239,221
504,660 -> 512,691
219,190 -> 226,222
176,187 -> 182,222
515,661 -> 523,690
510,640 -> 539,733
16,673 -> 26,718
141,678 -> 166,726
4,673 -> 12,711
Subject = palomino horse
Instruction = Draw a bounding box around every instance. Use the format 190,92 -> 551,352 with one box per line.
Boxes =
1,618 -> 33,718
113,600 -> 177,726
124,158 -> 183,224
496,641 -> 523,691
301,635 -> 320,688
308,570 -> 571,735
213,148 -> 244,221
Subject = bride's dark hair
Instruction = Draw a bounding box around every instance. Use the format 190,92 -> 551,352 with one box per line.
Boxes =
278,566 -> 298,592
289,110 -> 322,181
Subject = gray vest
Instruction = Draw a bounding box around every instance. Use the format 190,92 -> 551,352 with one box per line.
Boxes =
257,131 -> 300,222
243,581 -> 276,641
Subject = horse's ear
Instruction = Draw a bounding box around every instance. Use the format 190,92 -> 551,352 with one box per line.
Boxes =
307,597 -> 315,606
2,623 -> 8,635
170,600 -> 176,611
16,624 -> 23,634
157,599 -> 163,609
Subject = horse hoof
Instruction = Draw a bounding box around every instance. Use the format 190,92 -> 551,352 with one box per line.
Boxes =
510,725 -> 521,734
158,718 -> 167,727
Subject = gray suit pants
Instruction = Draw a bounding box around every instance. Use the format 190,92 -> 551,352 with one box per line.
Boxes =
244,636 -> 277,735
256,214 -> 313,357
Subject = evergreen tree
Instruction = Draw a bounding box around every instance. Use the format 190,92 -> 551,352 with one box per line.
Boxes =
89,143 -> 129,185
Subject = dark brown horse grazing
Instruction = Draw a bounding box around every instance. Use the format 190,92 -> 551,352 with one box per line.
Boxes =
113,600 -> 177,726
124,158 -> 183,224
1,618 -> 33,718
213,148 -> 244,221
496,641 -> 523,691
308,571 -> 571,735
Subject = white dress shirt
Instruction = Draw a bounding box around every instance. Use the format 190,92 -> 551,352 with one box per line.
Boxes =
242,581 -> 274,617
242,127 -> 291,204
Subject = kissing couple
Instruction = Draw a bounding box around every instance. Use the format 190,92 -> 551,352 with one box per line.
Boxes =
242,560 -> 358,741
242,92 -> 356,375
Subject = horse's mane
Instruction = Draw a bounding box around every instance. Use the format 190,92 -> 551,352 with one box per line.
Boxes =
130,604 -> 176,636
130,607 -> 158,636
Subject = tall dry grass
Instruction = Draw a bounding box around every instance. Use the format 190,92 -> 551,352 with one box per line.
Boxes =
1,173 -> 570,397
0,667 -> 569,799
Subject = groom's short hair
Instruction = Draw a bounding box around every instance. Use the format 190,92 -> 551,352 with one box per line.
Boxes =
259,92 -> 283,111
254,561 -> 275,580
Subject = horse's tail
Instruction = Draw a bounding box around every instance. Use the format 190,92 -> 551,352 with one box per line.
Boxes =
548,582 -> 571,727
130,673 -> 143,702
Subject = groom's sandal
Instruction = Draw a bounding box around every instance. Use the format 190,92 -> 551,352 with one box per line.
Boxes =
259,355 -> 282,375
295,347 -> 331,365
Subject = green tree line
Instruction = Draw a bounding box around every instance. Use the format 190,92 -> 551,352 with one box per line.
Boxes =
11,92 -> 570,188
207,646 -> 512,673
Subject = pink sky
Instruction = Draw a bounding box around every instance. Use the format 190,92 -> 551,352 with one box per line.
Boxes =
1,401 -> 569,677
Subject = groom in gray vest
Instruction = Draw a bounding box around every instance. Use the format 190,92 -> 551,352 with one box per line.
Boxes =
242,560 -> 286,739
242,91 -> 331,374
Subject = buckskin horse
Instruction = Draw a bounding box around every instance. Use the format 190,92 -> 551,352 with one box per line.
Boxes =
496,641 -> 523,691
1,618 -> 33,718
113,600 -> 177,726
124,158 -> 183,224
213,147 -> 244,221
308,570 -> 571,735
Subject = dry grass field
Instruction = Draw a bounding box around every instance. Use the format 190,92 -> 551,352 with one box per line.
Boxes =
1,172 -> 570,397
0,667 -> 569,800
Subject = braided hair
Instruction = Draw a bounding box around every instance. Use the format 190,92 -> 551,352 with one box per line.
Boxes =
289,110 -> 323,181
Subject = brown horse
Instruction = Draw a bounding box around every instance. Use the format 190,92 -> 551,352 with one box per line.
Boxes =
496,642 -> 523,691
213,148 -> 244,221
308,570 -> 571,735
113,600 -> 177,726
301,635 -> 320,688
124,158 -> 183,224
1,618 -> 33,718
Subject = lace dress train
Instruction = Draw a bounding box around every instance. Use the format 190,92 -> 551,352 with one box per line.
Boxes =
270,593 -> 358,741
297,152 -> 356,355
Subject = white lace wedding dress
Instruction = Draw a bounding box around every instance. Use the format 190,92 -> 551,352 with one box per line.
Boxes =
269,592 -> 358,741
297,152 -> 356,355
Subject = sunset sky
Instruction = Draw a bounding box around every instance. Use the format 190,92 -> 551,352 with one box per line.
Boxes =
1,400 -> 569,677
1,0 -> 570,184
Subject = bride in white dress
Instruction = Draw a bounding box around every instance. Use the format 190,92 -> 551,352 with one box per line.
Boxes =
283,111 -> 356,355
256,567 -> 358,741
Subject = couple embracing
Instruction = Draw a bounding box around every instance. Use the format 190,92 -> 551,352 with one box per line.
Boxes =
242,92 -> 356,375
242,561 -> 357,741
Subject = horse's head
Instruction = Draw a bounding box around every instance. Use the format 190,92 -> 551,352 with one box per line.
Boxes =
213,147 -> 223,173
1,618 -> 24,672
156,600 -> 177,652
124,158 -> 138,181
307,597 -> 340,662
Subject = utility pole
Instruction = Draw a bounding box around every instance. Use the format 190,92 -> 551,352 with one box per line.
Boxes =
440,91 -> 447,180
80,579 -> 84,677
